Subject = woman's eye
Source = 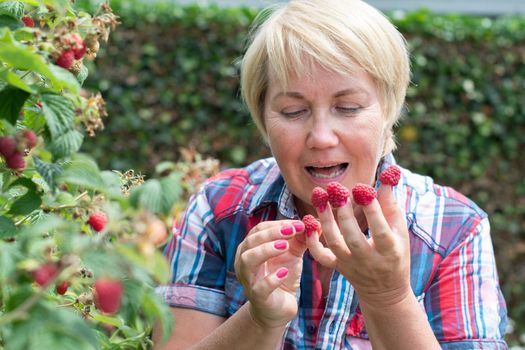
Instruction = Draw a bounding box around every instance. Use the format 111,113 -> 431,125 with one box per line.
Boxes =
281,109 -> 306,118
336,106 -> 360,114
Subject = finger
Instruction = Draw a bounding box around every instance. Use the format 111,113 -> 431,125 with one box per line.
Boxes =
361,199 -> 396,252
306,229 -> 337,268
238,240 -> 290,276
250,267 -> 289,303
242,221 -> 304,252
335,201 -> 371,257
317,203 -> 350,257
248,220 -> 305,236
377,183 -> 407,234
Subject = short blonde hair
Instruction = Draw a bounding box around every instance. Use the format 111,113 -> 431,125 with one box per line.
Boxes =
240,0 -> 411,156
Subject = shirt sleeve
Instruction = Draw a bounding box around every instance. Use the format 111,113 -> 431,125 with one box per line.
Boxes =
424,217 -> 508,349
156,188 -> 228,317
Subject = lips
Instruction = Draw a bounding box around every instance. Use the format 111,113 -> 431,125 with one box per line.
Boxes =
306,163 -> 348,179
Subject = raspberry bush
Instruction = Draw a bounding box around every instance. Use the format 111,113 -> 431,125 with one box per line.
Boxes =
0,1 -> 199,348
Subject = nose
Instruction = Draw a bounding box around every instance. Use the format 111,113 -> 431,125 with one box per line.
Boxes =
305,111 -> 339,150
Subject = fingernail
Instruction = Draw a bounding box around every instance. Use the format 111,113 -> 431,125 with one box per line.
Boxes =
274,240 -> 288,250
292,221 -> 304,233
276,267 -> 288,279
280,224 -> 294,236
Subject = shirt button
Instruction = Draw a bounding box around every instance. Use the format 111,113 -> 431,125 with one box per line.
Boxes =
306,323 -> 317,335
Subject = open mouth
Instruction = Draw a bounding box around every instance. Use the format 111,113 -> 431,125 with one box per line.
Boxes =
306,163 -> 349,179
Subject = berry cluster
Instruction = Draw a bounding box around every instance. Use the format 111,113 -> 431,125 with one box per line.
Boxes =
302,214 -> 321,237
0,129 -> 37,171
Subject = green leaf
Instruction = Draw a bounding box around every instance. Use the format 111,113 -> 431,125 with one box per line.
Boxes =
142,288 -> 174,343
47,128 -> 83,159
9,177 -> 38,192
0,215 -> 17,238
0,14 -> 22,30
33,156 -> 63,190
0,67 -> 34,93
0,240 -> 21,283
40,93 -> 75,139
0,31 -> 79,93
57,154 -> 106,191
159,173 -> 182,216
8,188 -> 42,216
0,86 -> 30,124
0,2 -> 25,19
76,63 -> 88,85
129,179 -> 163,214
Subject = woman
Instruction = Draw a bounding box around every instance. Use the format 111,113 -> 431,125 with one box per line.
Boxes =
154,0 -> 508,348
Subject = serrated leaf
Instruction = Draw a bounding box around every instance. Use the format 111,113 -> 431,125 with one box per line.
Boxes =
0,31 -> 79,93
100,170 -> 124,199
33,156 -> 63,190
0,2 -> 25,18
57,154 -> 105,191
40,93 -> 74,138
76,63 -> 88,85
8,188 -> 42,216
47,128 -> 83,159
159,173 -> 182,216
0,215 -> 17,238
9,177 -> 37,192
0,86 -> 30,123
129,179 -> 163,214
0,240 -> 21,283
0,14 -> 22,30
0,67 -> 34,93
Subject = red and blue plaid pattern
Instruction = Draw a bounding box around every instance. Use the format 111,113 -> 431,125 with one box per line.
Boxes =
158,155 -> 508,349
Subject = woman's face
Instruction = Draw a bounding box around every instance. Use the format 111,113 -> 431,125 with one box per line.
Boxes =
264,63 -> 386,216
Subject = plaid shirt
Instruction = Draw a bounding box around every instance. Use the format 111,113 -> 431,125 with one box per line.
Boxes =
158,155 -> 508,349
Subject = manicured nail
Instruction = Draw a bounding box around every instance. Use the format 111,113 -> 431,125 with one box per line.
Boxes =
292,221 -> 305,233
280,224 -> 294,236
276,267 -> 288,279
274,240 -> 288,250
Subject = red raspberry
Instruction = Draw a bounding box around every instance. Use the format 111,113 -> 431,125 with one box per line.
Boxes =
0,136 -> 17,157
351,183 -> 377,206
379,165 -> 401,186
311,187 -> 329,212
56,281 -> 69,295
302,214 -> 321,237
21,16 -> 34,27
32,263 -> 58,287
20,129 -> 37,149
6,152 -> 26,170
55,50 -> 75,69
88,212 -> 107,232
326,182 -> 350,208
36,101 -> 43,108
71,34 -> 87,60
94,278 -> 123,314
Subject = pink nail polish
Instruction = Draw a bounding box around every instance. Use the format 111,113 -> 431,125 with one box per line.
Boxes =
280,224 -> 294,236
274,240 -> 288,250
276,267 -> 288,279
292,221 -> 305,232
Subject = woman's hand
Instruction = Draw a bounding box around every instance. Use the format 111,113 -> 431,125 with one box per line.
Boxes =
234,220 -> 306,328
306,182 -> 411,309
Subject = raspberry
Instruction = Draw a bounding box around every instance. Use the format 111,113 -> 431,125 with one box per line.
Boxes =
21,16 -> 34,27
351,183 -> 377,206
6,152 -> 26,170
302,214 -> 321,237
94,278 -> 123,314
32,263 -> 58,287
55,50 -> 75,69
88,212 -> 107,232
36,101 -> 43,108
311,187 -> 328,212
326,182 -> 350,208
71,34 -> 87,60
20,129 -> 37,149
56,281 -> 69,295
379,165 -> 401,186
0,136 -> 17,157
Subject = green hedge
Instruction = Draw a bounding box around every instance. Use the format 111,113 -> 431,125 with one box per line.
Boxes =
79,1 -> 525,344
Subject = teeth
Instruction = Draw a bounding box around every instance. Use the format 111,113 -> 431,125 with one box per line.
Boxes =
309,165 -> 346,179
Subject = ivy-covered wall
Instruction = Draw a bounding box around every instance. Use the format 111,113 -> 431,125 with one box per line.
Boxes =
79,1 -> 525,344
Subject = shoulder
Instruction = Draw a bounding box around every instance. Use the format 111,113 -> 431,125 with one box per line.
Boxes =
400,167 -> 487,256
199,158 -> 281,221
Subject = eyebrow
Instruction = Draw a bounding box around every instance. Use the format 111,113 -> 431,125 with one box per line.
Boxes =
272,88 -> 369,100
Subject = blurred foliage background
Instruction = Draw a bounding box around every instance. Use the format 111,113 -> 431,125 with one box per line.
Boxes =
77,0 -> 525,346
